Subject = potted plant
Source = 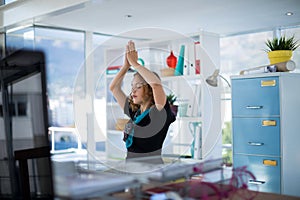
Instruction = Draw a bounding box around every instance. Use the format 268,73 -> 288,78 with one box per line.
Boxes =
167,93 -> 178,115
264,35 -> 299,65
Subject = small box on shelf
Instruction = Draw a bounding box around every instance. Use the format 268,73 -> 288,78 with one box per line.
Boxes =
160,68 -> 175,77
115,118 -> 129,131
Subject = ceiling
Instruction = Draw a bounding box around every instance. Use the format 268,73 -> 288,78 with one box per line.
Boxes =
32,0 -> 300,38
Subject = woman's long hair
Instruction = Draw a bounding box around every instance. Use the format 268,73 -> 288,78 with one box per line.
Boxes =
128,72 -> 160,112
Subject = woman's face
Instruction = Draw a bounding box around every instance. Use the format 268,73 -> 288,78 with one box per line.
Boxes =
131,75 -> 146,105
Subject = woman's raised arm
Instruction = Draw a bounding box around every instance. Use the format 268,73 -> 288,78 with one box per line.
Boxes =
126,41 -> 166,110
109,52 -> 131,109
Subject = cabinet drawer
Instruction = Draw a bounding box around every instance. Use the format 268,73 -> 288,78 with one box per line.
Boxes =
233,154 -> 281,194
232,77 -> 280,116
233,117 -> 280,156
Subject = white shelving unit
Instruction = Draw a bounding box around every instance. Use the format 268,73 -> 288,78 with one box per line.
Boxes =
103,31 -> 222,161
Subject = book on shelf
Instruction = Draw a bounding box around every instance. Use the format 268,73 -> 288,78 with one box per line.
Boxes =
106,65 -> 121,74
194,41 -> 201,75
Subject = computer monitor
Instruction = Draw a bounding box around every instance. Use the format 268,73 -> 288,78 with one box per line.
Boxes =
0,49 -> 53,199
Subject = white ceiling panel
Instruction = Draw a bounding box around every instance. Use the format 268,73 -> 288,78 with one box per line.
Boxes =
2,0 -> 300,37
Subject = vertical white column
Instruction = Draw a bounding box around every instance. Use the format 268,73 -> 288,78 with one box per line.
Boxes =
85,31 -> 96,169
199,31 -> 222,160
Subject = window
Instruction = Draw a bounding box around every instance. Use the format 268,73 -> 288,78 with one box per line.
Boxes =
7,27 -> 85,126
0,96 -> 27,117
17,102 -> 27,116
281,26 -> 300,73
4,0 -> 16,4
34,28 -> 85,126
6,26 -> 85,155
221,31 -> 273,76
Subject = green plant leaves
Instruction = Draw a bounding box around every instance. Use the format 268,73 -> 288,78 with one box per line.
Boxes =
264,35 -> 300,52
167,93 -> 177,105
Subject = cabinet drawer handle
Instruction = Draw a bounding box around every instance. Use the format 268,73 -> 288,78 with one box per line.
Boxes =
246,106 -> 263,109
261,80 -> 276,87
248,142 -> 264,146
262,120 -> 276,126
249,180 -> 266,185
263,159 -> 277,166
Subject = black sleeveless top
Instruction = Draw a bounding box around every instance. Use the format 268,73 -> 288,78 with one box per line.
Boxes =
123,98 -> 176,163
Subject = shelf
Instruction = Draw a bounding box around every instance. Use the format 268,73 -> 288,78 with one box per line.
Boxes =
161,75 -> 203,86
106,72 -> 203,82
161,74 -> 202,81
106,102 -> 119,107
107,129 -> 123,135
177,116 -> 202,121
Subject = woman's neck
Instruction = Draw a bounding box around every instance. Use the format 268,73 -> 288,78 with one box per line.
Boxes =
140,101 -> 152,113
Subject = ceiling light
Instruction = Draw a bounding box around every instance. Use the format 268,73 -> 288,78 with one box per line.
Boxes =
285,12 -> 293,16
124,14 -> 133,18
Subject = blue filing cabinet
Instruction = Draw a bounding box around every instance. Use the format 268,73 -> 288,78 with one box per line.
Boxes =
231,73 -> 300,197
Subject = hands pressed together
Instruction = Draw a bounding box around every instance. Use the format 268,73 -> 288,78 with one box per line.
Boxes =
124,40 -> 139,68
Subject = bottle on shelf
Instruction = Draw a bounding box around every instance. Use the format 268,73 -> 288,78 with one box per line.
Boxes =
166,50 -> 177,69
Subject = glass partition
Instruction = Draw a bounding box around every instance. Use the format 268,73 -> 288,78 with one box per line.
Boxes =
4,28 -> 85,166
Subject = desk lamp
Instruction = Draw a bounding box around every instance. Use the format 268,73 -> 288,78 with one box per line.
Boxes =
206,69 -> 231,87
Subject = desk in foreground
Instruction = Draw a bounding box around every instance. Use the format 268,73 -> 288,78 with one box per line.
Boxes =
53,157 -> 223,199
112,182 -> 300,200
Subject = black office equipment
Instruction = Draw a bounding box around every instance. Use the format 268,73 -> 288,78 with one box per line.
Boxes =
0,49 -> 53,199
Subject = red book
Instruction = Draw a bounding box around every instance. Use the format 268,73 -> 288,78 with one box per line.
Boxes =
194,42 -> 201,74
107,65 -> 122,70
